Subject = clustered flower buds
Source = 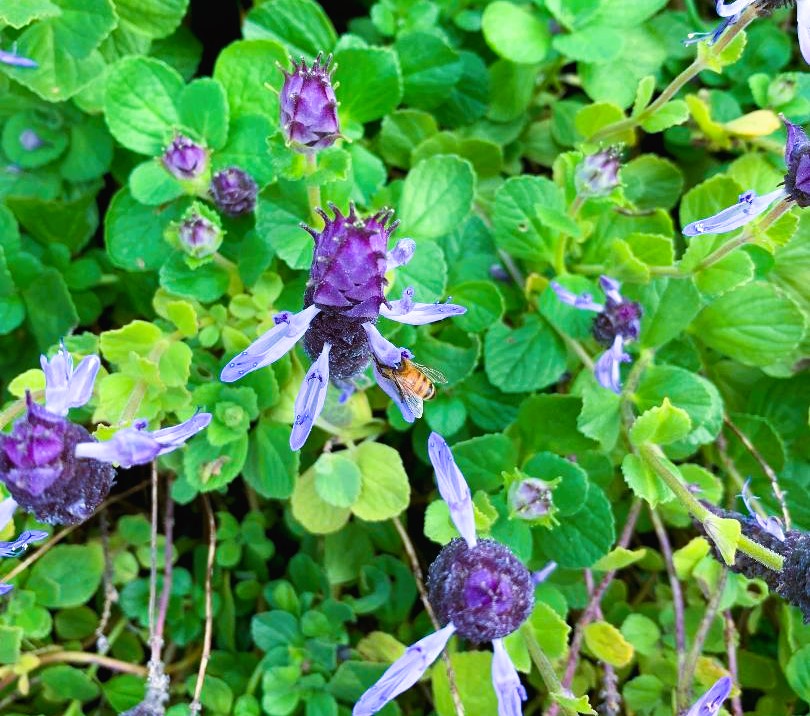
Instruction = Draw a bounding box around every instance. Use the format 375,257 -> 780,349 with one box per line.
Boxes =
575,148 -> 621,197
168,203 -> 224,261
210,167 -> 259,217
162,134 -> 209,181
280,52 -> 341,153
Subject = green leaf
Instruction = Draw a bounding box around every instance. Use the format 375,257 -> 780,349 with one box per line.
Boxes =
314,453 -> 362,509
621,155 -> 684,211
2,111 -> 68,169
553,26 -> 624,63
395,31 -> 463,110
550,692 -> 597,716
243,0 -> 337,58
786,645 -> 810,702
159,252 -> 229,303
291,464 -> 351,535
639,99 -> 689,132
492,176 -> 565,264
583,621 -> 634,667
433,50 -> 489,127
183,434 -> 248,492
621,453 -> 674,507
448,281 -> 504,333
623,675 -> 664,710
576,373 -> 622,451
452,433 -> 518,492
334,46 -> 402,124
129,160 -> 185,206
0,0 -> 60,28
542,484 -> 615,567
7,188 -> 100,253
485,316 -> 566,393
104,56 -> 184,155
100,320 -> 162,363
178,77 -> 229,149
243,419 -> 299,499
0,626 -> 22,664
481,1 -> 550,64
60,115 -> 114,182
637,278 -> 702,350
399,155 -> 475,239
574,102 -> 628,142
113,0 -> 188,38
620,614 -> 661,657
28,545 -> 104,608
378,109 -> 438,170
704,514 -> 741,566
214,39 -> 287,121
432,652 -> 498,716
390,238 -> 448,302
630,397 -> 692,446
22,268 -> 78,349
512,395 -> 599,455
352,442 -> 410,522
593,547 -> 647,572
487,60 -> 536,122
41,666 -> 100,702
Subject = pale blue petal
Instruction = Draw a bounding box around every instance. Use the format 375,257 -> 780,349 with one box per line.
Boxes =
0,498 -> 17,533
427,432 -> 477,548
380,287 -> 466,325
0,583 -> 13,596
290,343 -> 331,450
75,428 -> 163,468
687,676 -> 732,716
491,639 -> 526,716
0,529 -> 48,558
41,346 -> 100,416
594,336 -> 631,394
353,623 -> 456,716
682,189 -> 785,237
150,412 -> 213,454
221,305 -> 320,382
598,275 -> 623,304
386,238 -> 416,270
799,0 -> 810,64
740,480 -> 785,542
715,0 -> 755,17
532,561 -> 558,585
372,363 -> 416,423
362,323 -> 403,367
550,282 -> 603,313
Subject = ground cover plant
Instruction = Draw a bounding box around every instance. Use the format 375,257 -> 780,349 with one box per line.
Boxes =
0,0 -> 809,714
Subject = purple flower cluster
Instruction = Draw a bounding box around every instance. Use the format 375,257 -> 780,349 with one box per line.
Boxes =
353,433 -> 537,716
0,345 -> 210,528
550,276 -> 642,393
683,117 -> 809,236
221,203 -> 465,449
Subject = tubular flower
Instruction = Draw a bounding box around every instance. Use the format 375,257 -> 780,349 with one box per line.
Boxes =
685,0 -> 808,64
279,52 -> 341,152
0,526 -> 47,596
220,204 -> 465,449
0,344 -> 211,525
686,676 -> 732,716
353,433 -> 535,716
575,148 -> 621,197
0,47 -> 38,68
550,276 -> 642,393
683,116 -> 809,236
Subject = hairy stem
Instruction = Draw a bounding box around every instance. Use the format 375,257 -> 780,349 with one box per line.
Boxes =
650,508 -> 686,662
522,625 -> 577,716
190,495 -> 216,713
724,611 -> 743,716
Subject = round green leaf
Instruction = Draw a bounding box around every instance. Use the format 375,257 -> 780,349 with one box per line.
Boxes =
352,442 -> 410,522
334,46 -> 403,124
291,465 -> 351,535
243,0 -> 337,58
28,545 -> 104,608
447,280 -> 504,332
314,453 -> 363,508
482,1 -> 550,64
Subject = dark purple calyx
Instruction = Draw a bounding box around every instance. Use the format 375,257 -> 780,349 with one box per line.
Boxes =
784,120 -> 810,207
280,52 -> 340,153
427,538 -> 534,643
210,167 -> 258,217
302,203 -> 397,379
162,135 -> 208,181
700,505 -> 810,623
0,395 -> 116,525
592,297 -> 642,347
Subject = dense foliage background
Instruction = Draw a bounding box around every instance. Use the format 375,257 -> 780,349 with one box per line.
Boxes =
0,0 -> 809,715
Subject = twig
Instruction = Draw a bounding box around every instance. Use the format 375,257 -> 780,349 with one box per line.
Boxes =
95,510 -> 118,654
583,571 -> 621,716
724,415 -> 791,530
392,516 -> 465,716
723,611 -> 743,716
34,650 -> 147,676
544,500 -> 642,716
155,477 -> 175,648
190,495 -> 216,714
148,462 -> 159,654
649,508 -> 685,660
678,569 -> 728,710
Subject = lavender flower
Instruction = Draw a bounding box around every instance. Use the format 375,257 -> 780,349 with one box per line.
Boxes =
740,479 -> 785,541
575,148 -> 621,197
0,47 -> 38,69
19,130 -> 44,151
353,433 -> 534,716
506,473 -> 559,524
280,53 -> 341,153
686,676 -> 732,716
161,135 -> 208,181
550,276 -> 641,393
683,116 -> 809,235
220,204 -> 465,449
0,345 -> 211,524
210,167 -> 258,217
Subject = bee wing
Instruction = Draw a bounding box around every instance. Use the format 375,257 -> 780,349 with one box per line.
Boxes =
388,370 -> 425,419
410,361 -> 447,384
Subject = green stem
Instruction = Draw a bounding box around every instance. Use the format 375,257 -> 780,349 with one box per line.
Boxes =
692,198 -> 792,273
521,625 -> 578,716
305,152 -> 322,224
638,444 -> 784,571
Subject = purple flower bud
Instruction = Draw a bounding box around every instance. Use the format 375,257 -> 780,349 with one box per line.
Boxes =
507,476 -> 557,522
592,294 -> 642,347
784,117 -> 810,207
301,204 -> 397,379
575,148 -> 621,197
162,135 -> 208,181
173,203 -> 224,260
280,53 -> 341,153
427,538 -> 535,643
0,395 -> 116,525
686,676 -> 732,716
210,167 -> 258,217
19,130 -> 44,151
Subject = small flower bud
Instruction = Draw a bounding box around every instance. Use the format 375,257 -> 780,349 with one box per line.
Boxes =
19,129 -> 44,151
784,118 -> 810,207
280,52 -> 341,153
210,167 -> 258,217
427,538 -> 534,643
162,135 -> 209,181
168,203 -> 224,260
505,471 -> 559,525
575,148 -> 621,197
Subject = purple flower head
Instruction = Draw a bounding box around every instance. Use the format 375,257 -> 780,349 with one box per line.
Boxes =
0,529 -> 48,558
550,277 -> 641,392
41,343 -> 100,417
75,412 -> 212,469
686,676 -> 732,716
161,135 -> 208,181
0,394 -> 116,525
280,52 -> 341,153
784,117 -> 810,206
173,203 -> 223,260
575,148 -> 621,197
0,47 -> 38,69
210,167 -> 258,217
740,479 -> 785,541
353,432 -> 533,716
220,205 -> 465,449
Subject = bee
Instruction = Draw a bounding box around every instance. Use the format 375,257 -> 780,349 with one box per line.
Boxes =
375,358 -> 447,419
